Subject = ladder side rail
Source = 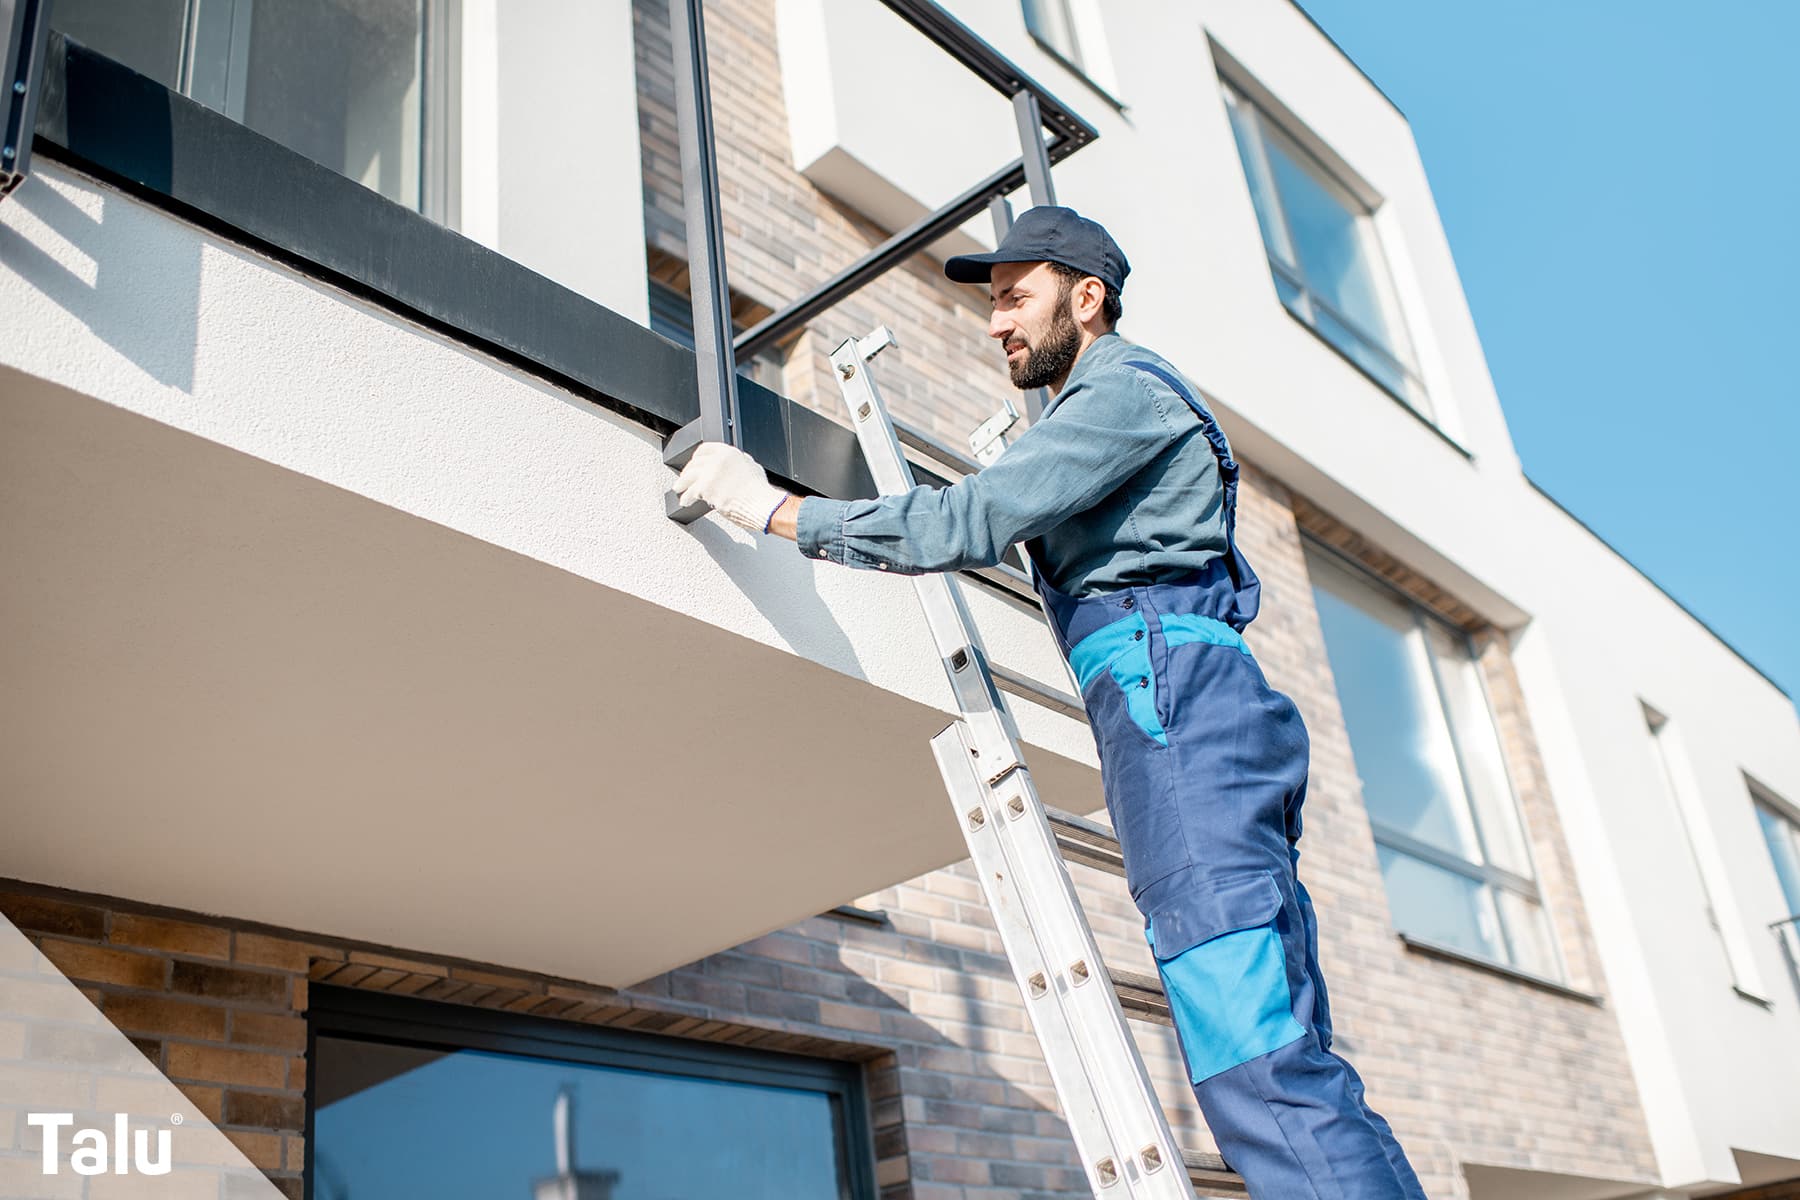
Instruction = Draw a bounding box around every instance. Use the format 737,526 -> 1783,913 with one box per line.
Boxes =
837,331 -> 1199,1198
932,726 -> 1195,1198
831,338 -> 1027,773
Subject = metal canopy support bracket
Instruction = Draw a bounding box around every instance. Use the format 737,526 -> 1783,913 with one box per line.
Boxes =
1,0 -> 50,201
663,0 -> 741,523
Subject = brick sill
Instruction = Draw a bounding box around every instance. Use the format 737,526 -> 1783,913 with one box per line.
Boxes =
1399,934 -> 1603,1005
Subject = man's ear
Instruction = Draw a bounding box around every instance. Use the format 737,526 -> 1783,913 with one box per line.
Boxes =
1079,276 -> 1107,325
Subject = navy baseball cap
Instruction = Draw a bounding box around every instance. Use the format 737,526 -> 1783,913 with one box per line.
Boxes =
944,205 -> 1130,292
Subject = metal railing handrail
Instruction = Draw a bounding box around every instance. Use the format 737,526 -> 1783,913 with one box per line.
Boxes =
665,0 -> 1098,483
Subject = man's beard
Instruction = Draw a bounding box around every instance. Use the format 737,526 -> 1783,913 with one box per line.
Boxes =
1009,289 -> 1082,390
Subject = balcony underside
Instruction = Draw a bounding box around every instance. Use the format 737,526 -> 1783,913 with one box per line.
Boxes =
0,369 -> 1102,986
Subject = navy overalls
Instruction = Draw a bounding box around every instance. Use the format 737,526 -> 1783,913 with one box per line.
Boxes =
1026,362 -> 1428,1200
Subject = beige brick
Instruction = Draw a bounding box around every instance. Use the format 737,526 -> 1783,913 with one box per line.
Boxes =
94,1073 -> 218,1123
234,932 -> 338,973
222,1128 -> 283,1170
39,939 -> 168,989
170,962 -> 288,1007
165,1044 -> 287,1090
223,1089 -> 303,1131
111,914 -> 232,960
229,1011 -> 305,1052
103,994 -> 229,1041
0,890 -> 106,940
0,1060 -> 95,1109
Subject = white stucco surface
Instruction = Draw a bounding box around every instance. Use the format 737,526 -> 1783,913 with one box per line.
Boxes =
0,164 -> 1100,988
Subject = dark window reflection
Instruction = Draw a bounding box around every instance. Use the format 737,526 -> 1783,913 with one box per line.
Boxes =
50,0 -> 430,212
313,1036 -> 848,1199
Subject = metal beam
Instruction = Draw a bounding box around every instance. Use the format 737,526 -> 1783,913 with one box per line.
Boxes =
1,0 -> 50,200
664,0 -> 739,522
734,157 -> 1028,362
1012,89 -> 1056,208
875,0 -> 1096,160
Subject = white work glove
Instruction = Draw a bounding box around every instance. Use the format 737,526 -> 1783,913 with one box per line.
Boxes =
673,441 -> 791,532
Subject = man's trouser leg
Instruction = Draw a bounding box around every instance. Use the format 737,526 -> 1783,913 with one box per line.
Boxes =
1120,659 -> 1427,1199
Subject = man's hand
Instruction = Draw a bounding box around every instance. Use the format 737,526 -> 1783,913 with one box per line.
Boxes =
673,442 -> 792,533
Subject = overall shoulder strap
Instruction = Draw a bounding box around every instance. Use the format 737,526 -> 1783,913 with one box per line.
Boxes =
1122,360 -> 1239,485
1121,359 -> 1262,627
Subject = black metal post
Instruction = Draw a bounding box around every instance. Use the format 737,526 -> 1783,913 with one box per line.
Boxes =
1,0 -> 50,201
664,0 -> 739,523
1012,89 -> 1056,209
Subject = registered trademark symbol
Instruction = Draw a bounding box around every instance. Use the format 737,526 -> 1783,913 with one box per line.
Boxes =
170,1113 -> 183,1126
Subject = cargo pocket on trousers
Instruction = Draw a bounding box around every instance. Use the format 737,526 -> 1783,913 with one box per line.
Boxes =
1144,871 -> 1307,1084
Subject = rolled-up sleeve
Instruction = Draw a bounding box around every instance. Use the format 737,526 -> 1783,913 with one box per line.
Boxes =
796,367 -> 1185,574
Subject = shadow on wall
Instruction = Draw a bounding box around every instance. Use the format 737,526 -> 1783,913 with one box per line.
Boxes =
680,512 -> 870,687
1,91 -> 201,393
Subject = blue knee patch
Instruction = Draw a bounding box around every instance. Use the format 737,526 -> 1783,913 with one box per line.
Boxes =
1146,872 -> 1307,1084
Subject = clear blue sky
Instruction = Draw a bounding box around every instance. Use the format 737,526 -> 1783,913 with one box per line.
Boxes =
1293,0 -> 1799,703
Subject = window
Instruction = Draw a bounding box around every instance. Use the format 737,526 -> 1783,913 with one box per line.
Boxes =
1754,787 -> 1800,920
309,987 -> 876,1200
1307,546 -> 1560,978
1221,81 -> 1429,418
1642,709 -> 1770,998
1020,0 -> 1120,103
51,0 -> 456,216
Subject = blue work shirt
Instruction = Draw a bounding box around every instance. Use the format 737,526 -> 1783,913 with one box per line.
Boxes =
795,331 -> 1229,596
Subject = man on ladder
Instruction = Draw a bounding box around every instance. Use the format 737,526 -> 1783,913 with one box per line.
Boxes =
672,205 -> 1427,1199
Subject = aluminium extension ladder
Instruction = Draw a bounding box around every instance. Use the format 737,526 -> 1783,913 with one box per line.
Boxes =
829,329 -> 1244,1199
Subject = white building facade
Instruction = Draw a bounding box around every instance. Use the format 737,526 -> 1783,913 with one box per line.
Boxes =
2,1 -> 1797,1197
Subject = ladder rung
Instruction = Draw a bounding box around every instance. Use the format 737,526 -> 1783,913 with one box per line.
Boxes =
1044,804 -> 1124,875
1183,1149 -> 1248,1194
1108,965 -> 1170,1026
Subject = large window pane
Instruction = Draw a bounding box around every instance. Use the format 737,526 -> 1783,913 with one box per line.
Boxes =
1260,125 -> 1396,349
1757,799 -> 1800,917
1424,622 -> 1533,877
49,0 -> 187,88
1221,81 -> 1429,418
241,0 -> 425,209
1223,89 -> 1297,271
50,0 -> 431,212
314,1036 -> 851,1200
1495,888 -> 1561,980
1310,554 -> 1479,860
1021,0 -> 1081,68
1377,846 -> 1502,961
1309,545 -> 1560,978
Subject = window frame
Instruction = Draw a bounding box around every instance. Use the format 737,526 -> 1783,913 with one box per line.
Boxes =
1751,779 -> 1800,921
54,0 -> 460,218
1019,0 -> 1124,110
1218,76 -> 1432,423
1303,538 -> 1562,980
304,983 -> 881,1200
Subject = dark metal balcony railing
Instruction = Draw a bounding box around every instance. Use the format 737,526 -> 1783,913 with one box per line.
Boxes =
661,0 -> 1099,521
13,1 -> 1098,714
1,0 -> 51,199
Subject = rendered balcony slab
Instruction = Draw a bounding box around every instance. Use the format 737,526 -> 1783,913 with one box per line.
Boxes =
0,369 -> 1102,988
